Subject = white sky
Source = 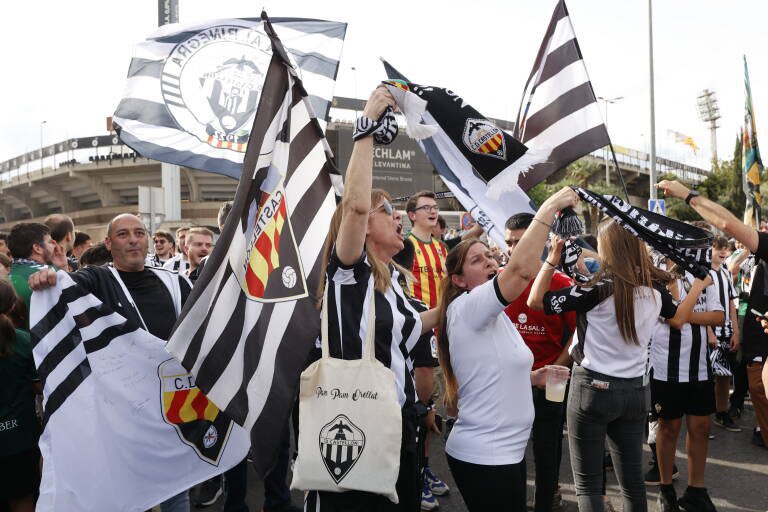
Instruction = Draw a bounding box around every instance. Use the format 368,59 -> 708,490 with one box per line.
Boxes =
2,0 -> 767,171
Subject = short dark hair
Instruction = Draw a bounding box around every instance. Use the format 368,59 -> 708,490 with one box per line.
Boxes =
713,236 -> 729,249
73,231 -> 91,248
0,233 -> 7,243
505,213 -> 534,231
8,223 -> 50,259
218,201 -> 233,230
406,191 -> 436,212
44,214 -> 75,244
153,230 -> 175,246
437,215 -> 447,230
78,242 -> 113,267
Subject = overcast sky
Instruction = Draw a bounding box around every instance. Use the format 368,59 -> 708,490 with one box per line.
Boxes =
3,0 -> 767,171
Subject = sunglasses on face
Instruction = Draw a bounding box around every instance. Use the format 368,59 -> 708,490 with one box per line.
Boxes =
369,200 -> 394,216
413,204 -> 439,213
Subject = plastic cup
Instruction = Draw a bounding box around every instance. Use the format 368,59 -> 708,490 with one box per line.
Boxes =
545,365 -> 570,402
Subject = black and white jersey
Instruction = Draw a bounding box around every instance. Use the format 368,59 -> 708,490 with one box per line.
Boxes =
650,273 -> 723,383
710,266 -> 736,340
162,255 -> 188,274
543,279 -> 677,378
325,250 -> 422,407
144,253 -> 168,268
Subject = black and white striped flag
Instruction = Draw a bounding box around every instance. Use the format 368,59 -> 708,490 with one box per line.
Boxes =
29,272 -> 249,511
166,13 -> 337,476
113,16 -> 345,180
514,0 -> 610,190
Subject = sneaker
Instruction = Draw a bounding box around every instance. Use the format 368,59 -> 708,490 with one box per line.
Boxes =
753,429 -> 767,448
657,485 -> 680,512
645,464 -> 679,485
678,486 -> 717,512
421,479 -> 439,511
645,463 -> 660,485
424,466 -> 450,496
195,476 -> 223,507
728,405 -> 742,419
714,412 -> 742,432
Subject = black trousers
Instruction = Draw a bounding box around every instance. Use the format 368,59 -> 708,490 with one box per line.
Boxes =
530,386 -> 566,512
446,454 -> 527,512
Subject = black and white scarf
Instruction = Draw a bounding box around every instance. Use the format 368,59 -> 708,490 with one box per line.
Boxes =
574,188 -> 712,279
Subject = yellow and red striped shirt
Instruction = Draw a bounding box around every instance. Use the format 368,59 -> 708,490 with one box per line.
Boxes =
407,233 -> 448,308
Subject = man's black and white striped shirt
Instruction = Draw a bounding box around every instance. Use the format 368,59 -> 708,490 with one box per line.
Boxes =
710,265 -> 736,340
650,273 -> 723,383
325,250 -> 422,407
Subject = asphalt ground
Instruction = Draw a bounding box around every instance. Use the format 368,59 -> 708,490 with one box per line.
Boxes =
190,402 -> 768,512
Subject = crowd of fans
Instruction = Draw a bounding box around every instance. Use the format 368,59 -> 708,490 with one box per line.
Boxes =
1,88 -> 767,512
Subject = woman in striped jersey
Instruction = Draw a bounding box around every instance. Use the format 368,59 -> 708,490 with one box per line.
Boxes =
527,220 -> 710,512
305,87 -> 439,512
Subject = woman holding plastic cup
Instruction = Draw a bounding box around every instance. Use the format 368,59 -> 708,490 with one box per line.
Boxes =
434,187 -> 579,512
527,220 -> 711,512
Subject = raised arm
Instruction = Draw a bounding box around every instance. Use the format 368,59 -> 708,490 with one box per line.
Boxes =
667,275 -> 712,329
497,187 -> 579,303
335,87 -> 396,265
527,236 -> 565,311
656,180 -> 759,252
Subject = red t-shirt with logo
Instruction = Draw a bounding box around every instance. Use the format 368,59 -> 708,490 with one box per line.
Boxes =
504,271 -> 577,370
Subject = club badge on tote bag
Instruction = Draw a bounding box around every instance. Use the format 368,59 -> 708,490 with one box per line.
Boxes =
290,285 -> 403,502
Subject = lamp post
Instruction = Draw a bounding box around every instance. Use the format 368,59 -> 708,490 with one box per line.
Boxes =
597,96 -> 623,185
648,0 -> 658,199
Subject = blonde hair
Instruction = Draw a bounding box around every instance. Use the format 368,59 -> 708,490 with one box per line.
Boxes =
317,189 -> 409,306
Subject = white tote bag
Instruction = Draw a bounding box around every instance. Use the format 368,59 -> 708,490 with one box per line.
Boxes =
290,285 -> 403,502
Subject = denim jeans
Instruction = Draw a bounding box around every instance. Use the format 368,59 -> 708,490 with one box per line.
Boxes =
530,386 -> 566,512
160,491 -> 190,512
567,366 -> 648,512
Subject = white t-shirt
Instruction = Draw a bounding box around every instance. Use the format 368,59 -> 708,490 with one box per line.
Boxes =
445,277 -> 534,465
543,280 -> 677,378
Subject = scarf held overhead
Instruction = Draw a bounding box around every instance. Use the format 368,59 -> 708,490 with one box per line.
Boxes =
575,188 -> 712,279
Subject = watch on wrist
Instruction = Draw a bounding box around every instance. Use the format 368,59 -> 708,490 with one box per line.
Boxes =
684,190 -> 700,205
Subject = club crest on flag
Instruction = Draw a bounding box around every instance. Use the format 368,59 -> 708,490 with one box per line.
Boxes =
318,414 -> 365,484
462,119 -> 506,160
240,185 -> 308,302
158,358 -> 235,465
161,25 -> 272,153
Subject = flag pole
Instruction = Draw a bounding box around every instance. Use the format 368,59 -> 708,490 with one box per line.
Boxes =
648,0 -> 658,200
609,145 -> 630,201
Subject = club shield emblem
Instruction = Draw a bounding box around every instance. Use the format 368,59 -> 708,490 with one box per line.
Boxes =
462,118 -> 506,160
319,414 -> 365,483
160,24 -> 272,153
158,358 -> 234,465
239,184 -> 308,302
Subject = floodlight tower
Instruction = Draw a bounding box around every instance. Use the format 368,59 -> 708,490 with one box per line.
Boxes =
697,89 -> 721,166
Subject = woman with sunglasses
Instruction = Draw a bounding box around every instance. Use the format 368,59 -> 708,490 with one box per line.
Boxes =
307,86 -> 439,512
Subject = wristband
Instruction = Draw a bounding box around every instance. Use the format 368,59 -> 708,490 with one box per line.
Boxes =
533,217 -> 552,229
684,189 -> 700,205
543,260 -> 557,269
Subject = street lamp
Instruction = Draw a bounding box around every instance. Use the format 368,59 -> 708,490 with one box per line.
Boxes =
597,96 -> 623,185
40,120 -> 47,172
